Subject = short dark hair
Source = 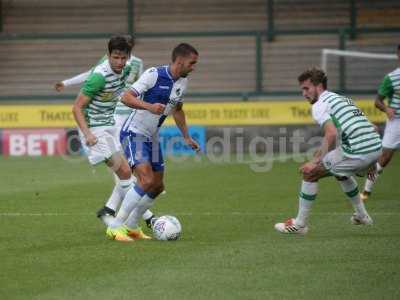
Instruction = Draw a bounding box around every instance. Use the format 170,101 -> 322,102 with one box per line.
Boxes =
298,67 -> 328,89
172,43 -> 199,62
397,44 -> 400,51
123,34 -> 135,50
108,35 -> 130,55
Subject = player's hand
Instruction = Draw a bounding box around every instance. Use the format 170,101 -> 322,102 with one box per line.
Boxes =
366,164 -> 378,181
386,107 -> 395,120
184,137 -> 200,153
299,162 -> 318,175
54,82 -> 65,92
149,103 -> 165,115
85,133 -> 98,146
372,124 -> 379,133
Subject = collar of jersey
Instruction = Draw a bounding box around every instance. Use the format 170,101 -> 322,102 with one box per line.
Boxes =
165,66 -> 178,82
318,90 -> 331,102
106,59 -> 123,77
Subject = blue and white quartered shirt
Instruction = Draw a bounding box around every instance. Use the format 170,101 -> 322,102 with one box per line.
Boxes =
122,65 -> 188,138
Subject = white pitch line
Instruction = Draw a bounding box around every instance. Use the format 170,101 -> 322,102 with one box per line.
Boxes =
0,212 -> 399,217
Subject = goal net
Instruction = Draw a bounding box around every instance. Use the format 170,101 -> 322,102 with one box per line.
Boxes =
320,49 -> 398,91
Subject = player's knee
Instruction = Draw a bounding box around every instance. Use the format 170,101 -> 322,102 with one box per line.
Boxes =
109,157 -> 131,179
121,168 -> 132,179
140,174 -> 157,191
154,182 -> 165,195
114,167 -> 131,180
117,164 -> 132,179
302,173 -> 318,182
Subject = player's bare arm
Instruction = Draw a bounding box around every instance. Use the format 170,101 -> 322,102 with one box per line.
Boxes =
121,90 -> 165,114
72,92 -> 97,146
300,120 -> 337,174
172,103 -> 200,151
314,120 -> 337,162
375,94 -> 395,120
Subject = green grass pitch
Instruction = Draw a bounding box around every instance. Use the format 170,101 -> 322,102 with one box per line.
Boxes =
0,155 -> 399,299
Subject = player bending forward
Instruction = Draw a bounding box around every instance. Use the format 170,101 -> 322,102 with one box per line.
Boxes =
275,68 -> 382,235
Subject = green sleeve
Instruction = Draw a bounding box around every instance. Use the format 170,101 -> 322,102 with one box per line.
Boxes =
81,73 -> 106,98
378,75 -> 394,98
124,64 -> 133,78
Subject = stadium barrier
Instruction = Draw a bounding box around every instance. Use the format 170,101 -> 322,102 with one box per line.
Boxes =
0,100 -> 385,128
0,127 -> 206,158
1,28 -> 399,101
0,100 -> 386,157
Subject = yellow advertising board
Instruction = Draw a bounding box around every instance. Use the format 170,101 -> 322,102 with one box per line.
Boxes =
0,100 -> 386,128
0,105 -> 75,128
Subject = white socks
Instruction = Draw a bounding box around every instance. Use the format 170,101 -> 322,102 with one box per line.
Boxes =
125,194 -> 156,229
294,176 -> 373,228
339,177 -> 368,217
105,176 -> 153,223
105,178 -> 133,212
295,181 -> 317,227
142,210 -> 154,221
110,185 -> 146,228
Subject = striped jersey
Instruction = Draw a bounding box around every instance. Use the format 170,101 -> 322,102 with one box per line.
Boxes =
378,67 -> 400,118
114,55 -> 143,115
81,59 -> 130,127
313,91 -> 381,157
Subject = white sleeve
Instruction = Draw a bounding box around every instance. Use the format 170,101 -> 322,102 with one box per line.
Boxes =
312,100 -> 330,126
62,70 -> 91,87
129,67 -> 157,96
138,60 -> 144,76
178,80 -> 188,103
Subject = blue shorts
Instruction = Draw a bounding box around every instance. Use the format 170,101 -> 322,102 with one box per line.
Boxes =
120,130 -> 164,172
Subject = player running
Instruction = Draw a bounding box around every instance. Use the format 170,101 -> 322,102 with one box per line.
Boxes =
105,43 -> 200,242
70,36 -> 155,228
360,44 -> 400,201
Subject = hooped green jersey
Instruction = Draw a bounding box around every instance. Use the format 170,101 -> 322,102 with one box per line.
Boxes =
378,67 -> 400,118
115,55 -> 143,115
313,91 -> 381,157
81,59 -> 130,127
89,54 -> 143,116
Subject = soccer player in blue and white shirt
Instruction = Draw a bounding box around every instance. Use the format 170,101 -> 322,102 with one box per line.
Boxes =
106,43 -> 200,241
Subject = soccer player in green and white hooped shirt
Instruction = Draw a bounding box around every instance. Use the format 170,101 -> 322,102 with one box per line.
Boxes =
71,36 -> 155,231
55,35 -> 143,132
275,68 -> 382,235
361,44 -> 400,201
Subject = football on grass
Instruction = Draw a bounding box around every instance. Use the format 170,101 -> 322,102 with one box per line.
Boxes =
152,215 -> 182,241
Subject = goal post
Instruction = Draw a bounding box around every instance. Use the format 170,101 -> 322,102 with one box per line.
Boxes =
321,49 -> 397,72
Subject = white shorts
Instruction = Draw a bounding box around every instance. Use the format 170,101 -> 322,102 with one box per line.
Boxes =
114,113 -> 130,133
79,126 -> 121,165
382,118 -> 400,149
322,147 -> 382,177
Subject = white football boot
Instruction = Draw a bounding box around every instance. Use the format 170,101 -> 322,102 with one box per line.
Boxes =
351,213 -> 373,225
274,218 -> 309,235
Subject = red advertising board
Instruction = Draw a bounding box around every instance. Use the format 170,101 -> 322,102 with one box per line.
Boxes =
2,129 -> 67,156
